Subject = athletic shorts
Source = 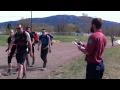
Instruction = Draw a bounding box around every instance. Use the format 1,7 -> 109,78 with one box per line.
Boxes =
16,51 -> 27,64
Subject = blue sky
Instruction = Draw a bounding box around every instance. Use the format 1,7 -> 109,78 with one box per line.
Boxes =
0,11 -> 120,23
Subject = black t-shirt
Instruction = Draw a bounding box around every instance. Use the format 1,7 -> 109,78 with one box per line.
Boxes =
7,36 -> 16,50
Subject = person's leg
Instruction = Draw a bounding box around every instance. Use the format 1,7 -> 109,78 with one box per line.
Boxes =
86,64 -> 97,79
7,47 -> 16,74
112,40 -> 114,46
22,52 -> 27,79
41,48 -> 48,68
16,52 -> 26,79
32,45 -> 35,65
86,62 -> 104,79
26,54 -> 30,66
86,64 -> 92,79
8,54 -> 12,74
17,64 -> 23,79
23,63 -> 27,79
16,53 -> 22,79
97,61 -> 104,79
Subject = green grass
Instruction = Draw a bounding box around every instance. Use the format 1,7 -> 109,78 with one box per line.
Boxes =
54,35 -> 88,42
49,55 -> 86,79
49,46 -> 120,79
0,35 -> 8,46
0,35 -> 88,46
103,46 -> 120,79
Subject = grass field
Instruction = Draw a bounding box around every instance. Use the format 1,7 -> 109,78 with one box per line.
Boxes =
49,46 -> 120,79
1,34 -> 119,45
0,35 -> 8,46
0,35 -> 88,45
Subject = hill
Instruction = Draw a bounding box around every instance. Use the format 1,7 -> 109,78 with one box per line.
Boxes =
0,15 -> 120,34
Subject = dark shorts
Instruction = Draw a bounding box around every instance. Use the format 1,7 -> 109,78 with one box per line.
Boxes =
40,47 -> 48,61
86,61 -> 104,79
16,51 -> 27,64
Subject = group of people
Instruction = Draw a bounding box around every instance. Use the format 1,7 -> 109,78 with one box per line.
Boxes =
6,24 -> 53,79
5,18 -> 107,79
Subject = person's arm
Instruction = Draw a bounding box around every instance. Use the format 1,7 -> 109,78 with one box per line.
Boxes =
6,38 -> 10,52
31,37 -> 35,45
48,36 -> 51,53
7,36 -> 15,52
6,44 -> 10,52
77,36 -> 95,55
77,45 -> 87,54
37,36 -> 41,51
26,32 -> 33,57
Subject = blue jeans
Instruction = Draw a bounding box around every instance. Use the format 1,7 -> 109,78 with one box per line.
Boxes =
86,61 -> 104,79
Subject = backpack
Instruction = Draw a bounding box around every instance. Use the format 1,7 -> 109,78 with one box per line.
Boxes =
39,34 -> 50,48
14,31 -> 28,52
47,34 -> 54,45
32,32 -> 39,44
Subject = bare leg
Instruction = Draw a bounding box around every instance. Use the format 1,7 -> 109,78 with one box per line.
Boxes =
22,63 -> 26,79
17,64 -> 23,79
32,53 -> 35,65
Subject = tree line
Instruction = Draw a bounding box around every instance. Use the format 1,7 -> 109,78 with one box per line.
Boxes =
4,18 -> 120,36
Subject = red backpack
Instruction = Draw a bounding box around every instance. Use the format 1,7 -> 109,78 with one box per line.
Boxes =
31,32 -> 39,44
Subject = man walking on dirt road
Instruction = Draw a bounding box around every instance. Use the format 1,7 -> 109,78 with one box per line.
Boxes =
6,29 -> 16,75
38,29 -> 51,70
10,24 -> 33,79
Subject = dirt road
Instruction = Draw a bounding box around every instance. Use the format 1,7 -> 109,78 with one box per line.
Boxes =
0,42 -> 81,79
